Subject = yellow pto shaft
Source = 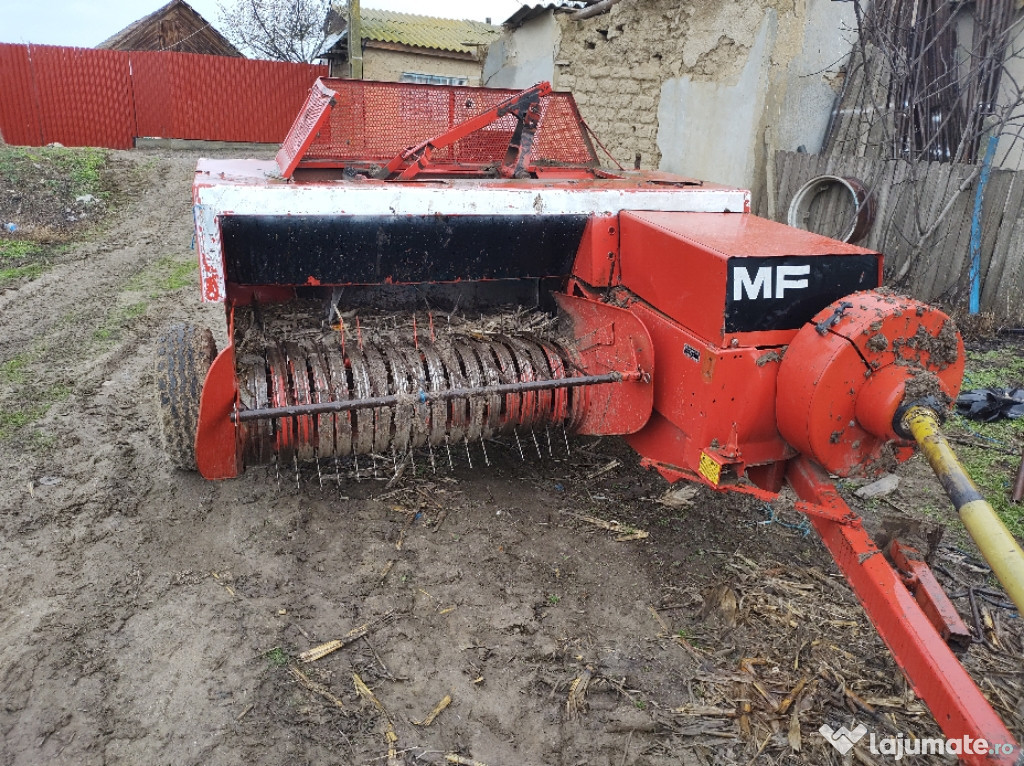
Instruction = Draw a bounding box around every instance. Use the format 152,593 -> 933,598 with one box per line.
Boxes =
902,405 -> 1024,615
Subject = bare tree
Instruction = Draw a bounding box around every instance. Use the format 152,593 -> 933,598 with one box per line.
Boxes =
216,0 -> 332,63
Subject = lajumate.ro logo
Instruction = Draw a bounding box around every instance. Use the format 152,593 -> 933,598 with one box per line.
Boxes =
818,722 -> 1017,760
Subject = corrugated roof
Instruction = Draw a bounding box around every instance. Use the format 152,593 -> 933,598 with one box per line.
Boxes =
502,1 -> 594,29
358,8 -> 501,54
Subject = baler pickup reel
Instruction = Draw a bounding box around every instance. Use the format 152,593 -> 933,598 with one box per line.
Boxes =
169,78 -> 1024,763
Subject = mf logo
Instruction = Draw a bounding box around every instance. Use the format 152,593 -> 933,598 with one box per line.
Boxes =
819,723 -> 868,755
732,264 -> 811,300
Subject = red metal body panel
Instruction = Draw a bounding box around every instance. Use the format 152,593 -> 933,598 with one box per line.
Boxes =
569,216 -> 620,288
788,458 -> 1019,764
617,211 -> 881,348
621,299 -> 795,485
554,293 -> 653,435
276,79 -> 337,178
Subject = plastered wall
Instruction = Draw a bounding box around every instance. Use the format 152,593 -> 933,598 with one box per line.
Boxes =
488,0 -> 857,205
362,47 -> 485,86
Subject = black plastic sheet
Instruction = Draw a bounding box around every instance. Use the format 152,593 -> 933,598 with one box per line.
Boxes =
955,388 -> 1024,421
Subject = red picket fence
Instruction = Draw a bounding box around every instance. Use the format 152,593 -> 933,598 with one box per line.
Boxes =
0,43 -> 327,149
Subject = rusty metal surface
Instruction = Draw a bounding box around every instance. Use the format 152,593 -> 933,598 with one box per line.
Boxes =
231,333 -> 612,461
1013,447 -> 1024,503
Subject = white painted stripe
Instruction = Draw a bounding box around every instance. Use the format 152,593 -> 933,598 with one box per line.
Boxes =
193,180 -> 750,303
193,183 -> 749,217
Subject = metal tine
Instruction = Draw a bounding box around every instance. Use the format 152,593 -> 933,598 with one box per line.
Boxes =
293,454 -> 301,491
445,434 -> 454,469
545,426 -> 553,458
531,429 -> 543,459
480,437 -> 490,467
514,429 -> 526,460
274,451 -> 281,487
428,443 -> 437,474
464,437 -> 473,468
316,457 -> 324,490
334,456 -> 342,488
562,425 -> 571,457
354,454 -> 361,481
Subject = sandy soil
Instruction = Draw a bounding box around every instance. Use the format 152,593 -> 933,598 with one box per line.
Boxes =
0,150 -> 1021,766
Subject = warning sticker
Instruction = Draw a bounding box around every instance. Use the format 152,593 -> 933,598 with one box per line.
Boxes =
698,452 -> 722,485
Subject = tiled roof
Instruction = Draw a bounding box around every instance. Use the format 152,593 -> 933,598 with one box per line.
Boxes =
358,7 -> 501,54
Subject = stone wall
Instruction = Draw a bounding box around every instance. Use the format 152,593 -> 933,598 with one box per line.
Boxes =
489,0 -> 857,207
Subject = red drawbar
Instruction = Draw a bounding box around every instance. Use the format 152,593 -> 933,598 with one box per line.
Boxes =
788,457 -> 1019,764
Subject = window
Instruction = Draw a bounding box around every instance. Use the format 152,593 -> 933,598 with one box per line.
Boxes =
400,72 -> 469,86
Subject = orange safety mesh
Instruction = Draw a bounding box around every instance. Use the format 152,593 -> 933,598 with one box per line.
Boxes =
285,78 -> 597,171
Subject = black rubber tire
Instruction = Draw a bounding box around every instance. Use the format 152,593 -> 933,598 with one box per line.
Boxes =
155,323 -> 216,470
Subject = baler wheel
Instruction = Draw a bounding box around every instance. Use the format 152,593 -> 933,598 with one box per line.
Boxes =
155,323 -> 217,470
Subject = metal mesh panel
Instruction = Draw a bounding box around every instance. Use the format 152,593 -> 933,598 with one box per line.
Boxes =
297,78 -> 598,168
277,79 -> 337,177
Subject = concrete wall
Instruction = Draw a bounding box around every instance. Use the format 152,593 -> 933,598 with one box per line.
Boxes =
483,13 -> 559,89
990,15 -> 1024,170
487,0 -> 857,205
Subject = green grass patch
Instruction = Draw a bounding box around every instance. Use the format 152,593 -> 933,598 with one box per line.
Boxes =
126,255 -> 197,296
962,348 -> 1024,390
0,353 -> 30,385
0,145 -> 109,199
0,263 -> 47,286
947,346 -> 1024,538
0,406 -> 48,440
955,441 -> 1024,538
264,648 -> 290,668
0,240 -> 41,260
53,147 -> 108,198
92,301 -> 149,343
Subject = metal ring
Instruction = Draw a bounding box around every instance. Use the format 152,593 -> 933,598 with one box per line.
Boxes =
787,174 -> 874,244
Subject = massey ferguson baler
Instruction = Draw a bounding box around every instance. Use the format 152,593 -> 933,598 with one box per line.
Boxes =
159,79 -> 1024,761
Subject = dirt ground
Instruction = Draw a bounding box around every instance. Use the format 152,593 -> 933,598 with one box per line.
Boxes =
0,149 -> 1022,766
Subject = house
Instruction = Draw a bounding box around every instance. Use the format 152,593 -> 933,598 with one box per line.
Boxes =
97,0 -> 242,57
319,6 -> 501,85
484,0 -> 858,199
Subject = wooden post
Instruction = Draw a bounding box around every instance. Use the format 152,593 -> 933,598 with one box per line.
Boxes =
349,0 -> 362,80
